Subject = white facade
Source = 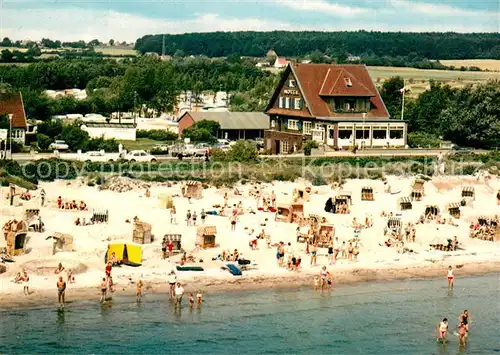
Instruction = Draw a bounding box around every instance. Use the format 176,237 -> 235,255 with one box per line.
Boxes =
81,125 -> 136,141
336,122 -> 406,148
11,128 -> 25,144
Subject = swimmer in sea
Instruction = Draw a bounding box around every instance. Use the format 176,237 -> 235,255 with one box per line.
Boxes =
437,318 -> 448,343
57,276 -> 66,306
136,280 -> 143,302
197,291 -> 203,306
457,321 -> 467,347
447,266 -> 454,289
458,310 -> 470,333
320,266 -> 328,292
100,277 -> 107,303
189,293 -> 195,308
313,276 -> 320,291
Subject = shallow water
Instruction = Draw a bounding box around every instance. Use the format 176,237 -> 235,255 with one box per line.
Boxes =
1,274 -> 499,354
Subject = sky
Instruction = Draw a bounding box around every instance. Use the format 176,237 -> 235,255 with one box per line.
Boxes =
0,0 -> 499,42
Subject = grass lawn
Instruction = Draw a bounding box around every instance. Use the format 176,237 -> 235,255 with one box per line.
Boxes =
367,66 -> 500,81
117,138 -> 159,151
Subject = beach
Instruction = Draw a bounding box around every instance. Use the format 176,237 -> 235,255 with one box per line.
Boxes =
1,174 -> 500,308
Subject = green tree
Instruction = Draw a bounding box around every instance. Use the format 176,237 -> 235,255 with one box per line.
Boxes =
59,122 -> 90,151
1,49 -> 14,61
380,76 -> 404,119
36,133 -> 53,150
182,120 -> 220,143
109,39 -> 115,46
226,140 -> 258,162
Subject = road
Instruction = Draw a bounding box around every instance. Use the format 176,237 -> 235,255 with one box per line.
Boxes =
9,148 -> 474,163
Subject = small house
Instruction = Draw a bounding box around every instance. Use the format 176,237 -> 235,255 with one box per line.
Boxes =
361,187 -> 374,201
296,187 -> 311,201
398,197 -> 412,211
411,179 -> 425,200
338,191 -> 352,205
182,181 -> 203,200
164,234 -> 182,253
196,226 -> 217,249
447,202 -> 461,219
133,220 -> 153,244
5,220 -> 28,256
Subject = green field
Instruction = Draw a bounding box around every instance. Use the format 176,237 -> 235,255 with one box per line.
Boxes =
117,138 -> 159,151
94,46 -> 137,56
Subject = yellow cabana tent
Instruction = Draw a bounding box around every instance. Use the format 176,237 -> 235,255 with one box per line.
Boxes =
107,243 -> 142,266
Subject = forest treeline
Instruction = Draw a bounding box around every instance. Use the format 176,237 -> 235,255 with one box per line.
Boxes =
135,31 -> 500,59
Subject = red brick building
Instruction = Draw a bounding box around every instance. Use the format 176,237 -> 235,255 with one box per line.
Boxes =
0,92 -> 28,144
264,63 -> 407,154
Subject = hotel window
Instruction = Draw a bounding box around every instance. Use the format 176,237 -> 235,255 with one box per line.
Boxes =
355,129 -> 370,139
373,129 -> 388,139
271,120 -> 276,128
281,140 -> 289,153
315,123 -> 323,130
338,129 -> 353,140
389,129 -> 404,139
289,79 -> 296,88
278,97 -> 284,108
287,119 -> 298,130
294,98 -> 301,110
285,97 -> 290,109
303,121 -> 312,134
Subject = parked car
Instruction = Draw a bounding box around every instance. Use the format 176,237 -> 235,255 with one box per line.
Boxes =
81,151 -> 119,162
174,144 -> 209,158
123,150 -> 157,163
254,138 -> 265,148
151,144 -> 170,155
49,140 -> 69,150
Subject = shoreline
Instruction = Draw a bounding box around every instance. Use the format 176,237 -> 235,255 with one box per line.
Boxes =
2,259 -> 500,310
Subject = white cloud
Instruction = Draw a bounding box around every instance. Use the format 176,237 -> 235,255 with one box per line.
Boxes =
0,6 -> 497,43
275,0 -> 368,16
389,0 -> 497,17
0,8 -> 295,42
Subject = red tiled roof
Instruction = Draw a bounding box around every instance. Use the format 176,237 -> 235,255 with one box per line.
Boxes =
0,92 -> 27,128
290,63 -> 389,119
276,57 -> 289,65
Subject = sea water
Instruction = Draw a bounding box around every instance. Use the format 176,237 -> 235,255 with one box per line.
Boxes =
0,274 -> 499,354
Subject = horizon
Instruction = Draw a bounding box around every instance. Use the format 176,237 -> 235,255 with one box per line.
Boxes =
1,0 -> 499,42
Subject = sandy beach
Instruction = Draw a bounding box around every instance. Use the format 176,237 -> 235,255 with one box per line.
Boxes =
1,173 -> 500,308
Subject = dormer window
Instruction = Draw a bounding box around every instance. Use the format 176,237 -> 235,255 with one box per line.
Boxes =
344,78 -> 352,87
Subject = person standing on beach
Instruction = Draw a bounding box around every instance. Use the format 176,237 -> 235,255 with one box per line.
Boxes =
328,240 -> 334,265
437,318 -> 448,343
174,282 -> 184,308
320,266 -> 329,292
192,211 -> 197,226
168,271 -> 177,298
22,271 -> 30,295
161,237 -> 167,259
186,210 -> 191,226
40,188 -> 46,207
100,278 -> 107,303
447,266 -> 454,289
170,206 -> 176,224
310,243 -> 317,266
136,280 -> 143,302
201,209 -> 206,224
57,276 -> 66,306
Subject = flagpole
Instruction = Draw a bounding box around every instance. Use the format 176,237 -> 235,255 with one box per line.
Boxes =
401,79 -> 405,121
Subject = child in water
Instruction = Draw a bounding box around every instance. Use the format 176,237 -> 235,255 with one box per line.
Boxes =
313,277 -> 320,291
136,280 -> 143,302
196,291 -> 203,306
189,293 -> 195,307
